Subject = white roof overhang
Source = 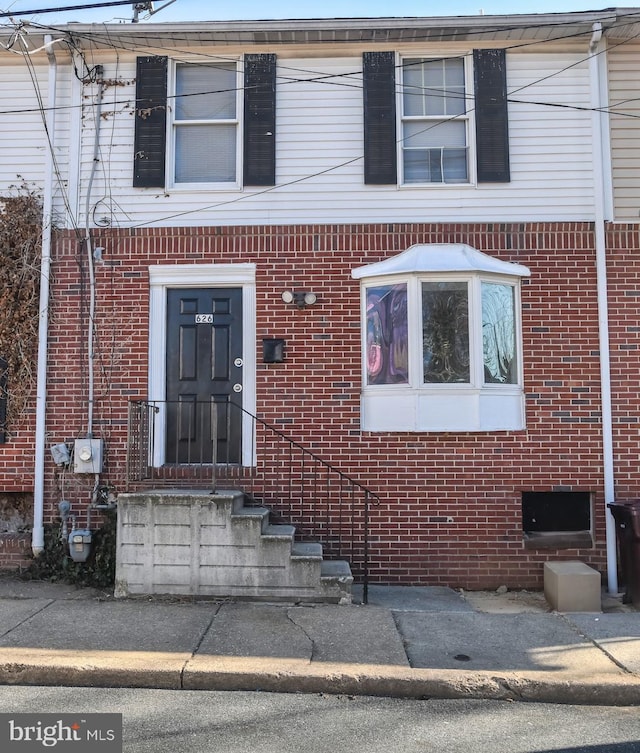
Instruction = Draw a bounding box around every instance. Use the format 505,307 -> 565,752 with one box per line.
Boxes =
351,244 -> 531,280
3,9 -> 639,50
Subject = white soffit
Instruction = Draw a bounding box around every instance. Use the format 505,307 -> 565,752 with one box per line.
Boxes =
351,244 -> 531,280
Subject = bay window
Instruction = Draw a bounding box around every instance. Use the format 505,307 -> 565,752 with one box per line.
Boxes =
353,244 -> 530,432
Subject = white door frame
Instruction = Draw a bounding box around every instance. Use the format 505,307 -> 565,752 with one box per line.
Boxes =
148,263 -> 257,467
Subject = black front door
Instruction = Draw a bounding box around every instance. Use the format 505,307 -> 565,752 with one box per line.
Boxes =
165,288 -> 243,464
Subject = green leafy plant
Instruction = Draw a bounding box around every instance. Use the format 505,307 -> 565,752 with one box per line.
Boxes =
22,510 -> 116,590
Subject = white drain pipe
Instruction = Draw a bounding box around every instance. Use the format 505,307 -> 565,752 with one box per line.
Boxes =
589,23 -> 618,595
32,36 -> 57,557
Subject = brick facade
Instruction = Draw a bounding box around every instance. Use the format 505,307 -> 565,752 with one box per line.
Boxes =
3,220 -> 638,589
0,534 -> 32,569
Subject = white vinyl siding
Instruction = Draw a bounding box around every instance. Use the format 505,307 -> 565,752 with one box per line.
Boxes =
0,58 -> 55,192
506,52 -> 593,207
608,42 -> 640,221
75,55 -> 136,229
0,56 -> 72,219
50,48 -> 595,228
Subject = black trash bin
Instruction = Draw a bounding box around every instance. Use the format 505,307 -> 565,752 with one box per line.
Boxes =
608,500 -> 640,607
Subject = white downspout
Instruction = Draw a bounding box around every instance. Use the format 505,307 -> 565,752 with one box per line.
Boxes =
84,72 -> 104,440
589,23 -> 618,595
32,35 -> 57,557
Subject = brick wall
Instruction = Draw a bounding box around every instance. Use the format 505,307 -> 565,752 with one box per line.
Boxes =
0,416 -> 36,494
605,224 -> 640,500
0,533 -> 32,569
4,221 -> 636,587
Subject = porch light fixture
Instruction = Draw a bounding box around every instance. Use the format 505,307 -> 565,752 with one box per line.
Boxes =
281,290 -> 317,308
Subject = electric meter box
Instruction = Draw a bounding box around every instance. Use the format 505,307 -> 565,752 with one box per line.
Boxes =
73,438 -> 104,474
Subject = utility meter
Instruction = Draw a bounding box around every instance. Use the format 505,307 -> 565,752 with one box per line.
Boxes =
79,445 -> 92,462
73,438 -> 104,474
68,528 -> 92,563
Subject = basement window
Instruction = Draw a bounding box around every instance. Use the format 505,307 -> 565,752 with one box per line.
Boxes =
522,491 -> 593,550
352,244 -> 530,432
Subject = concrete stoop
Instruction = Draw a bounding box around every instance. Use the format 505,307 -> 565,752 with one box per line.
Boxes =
114,489 -> 352,603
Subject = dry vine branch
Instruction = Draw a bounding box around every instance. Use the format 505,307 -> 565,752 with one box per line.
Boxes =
0,189 -> 43,438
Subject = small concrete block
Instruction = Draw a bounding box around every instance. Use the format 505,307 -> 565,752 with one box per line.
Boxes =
544,561 -> 601,612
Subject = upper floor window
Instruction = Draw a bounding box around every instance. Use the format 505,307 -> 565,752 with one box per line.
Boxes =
134,54 -> 276,189
363,49 -> 510,186
353,244 -> 529,432
173,63 -> 239,185
401,57 -> 469,184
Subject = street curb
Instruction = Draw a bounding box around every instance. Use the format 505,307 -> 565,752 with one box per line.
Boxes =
1,651 -> 640,706
182,656 -> 640,706
0,648 -> 187,690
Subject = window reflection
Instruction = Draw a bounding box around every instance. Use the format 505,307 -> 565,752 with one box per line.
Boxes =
482,282 -> 516,384
366,284 -> 409,385
422,281 -> 470,383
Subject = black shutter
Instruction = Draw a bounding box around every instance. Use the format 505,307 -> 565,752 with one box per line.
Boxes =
474,49 -> 510,183
244,54 -> 276,186
363,52 -> 397,185
134,56 -> 168,188
0,357 -> 7,444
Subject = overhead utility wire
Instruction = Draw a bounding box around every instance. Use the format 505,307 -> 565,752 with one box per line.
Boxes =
7,10 -> 639,66
2,34 -> 640,122
7,13 -> 640,229
68,12 -> 639,66
6,10 -> 640,92
17,7 -> 640,43
3,2 -> 640,73
126,59 -> 626,227
2,27 -> 639,135
18,35 -> 81,236
122,30 -> 640,227
0,0 -> 138,17
18,11 -> 640,98
4,7 -> 637,232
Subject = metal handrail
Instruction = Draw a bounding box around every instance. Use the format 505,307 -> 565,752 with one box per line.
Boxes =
126,398 -> 379,602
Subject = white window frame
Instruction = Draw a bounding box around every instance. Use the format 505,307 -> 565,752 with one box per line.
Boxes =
398,53 -> 474,187
353,244 -> 530,432
167,58 -> 243,190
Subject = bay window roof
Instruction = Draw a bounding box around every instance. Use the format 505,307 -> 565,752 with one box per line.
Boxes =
352,243 -> 531,280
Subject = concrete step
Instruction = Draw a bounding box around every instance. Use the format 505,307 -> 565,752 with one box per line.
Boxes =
230,506 -> 271,533
213,489 -> 246,514
262,524 -> 296,540
116,489 -> 353,603
291,542 -> 323,560
321,559 -> 353,581
319,560 -> 354,605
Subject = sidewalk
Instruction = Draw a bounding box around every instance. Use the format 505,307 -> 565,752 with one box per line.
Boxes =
0,576 -> 638,705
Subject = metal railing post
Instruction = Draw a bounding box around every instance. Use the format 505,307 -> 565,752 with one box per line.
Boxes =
125,401 -> 133,491
211,399 -> 217,494
363,491 -> 371,605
